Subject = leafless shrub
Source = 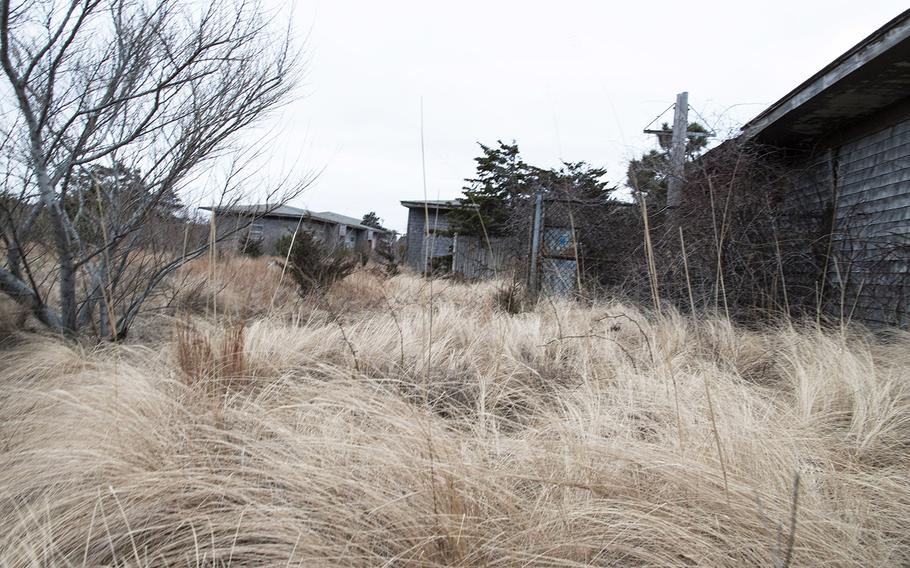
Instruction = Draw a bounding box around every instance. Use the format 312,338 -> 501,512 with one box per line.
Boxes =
555,141 -> 831,322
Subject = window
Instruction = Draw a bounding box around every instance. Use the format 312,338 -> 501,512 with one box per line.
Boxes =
250,222 -> 263,238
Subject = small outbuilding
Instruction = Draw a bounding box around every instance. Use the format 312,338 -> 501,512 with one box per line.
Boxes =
400,200 -> 460,272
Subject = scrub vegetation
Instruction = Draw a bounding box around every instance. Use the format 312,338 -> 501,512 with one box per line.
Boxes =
1,257 -> 908,566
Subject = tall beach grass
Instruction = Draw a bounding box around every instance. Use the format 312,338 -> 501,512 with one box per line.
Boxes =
1,262 -> 909,566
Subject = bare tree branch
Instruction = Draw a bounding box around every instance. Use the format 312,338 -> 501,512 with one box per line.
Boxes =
0,0 -> 308,338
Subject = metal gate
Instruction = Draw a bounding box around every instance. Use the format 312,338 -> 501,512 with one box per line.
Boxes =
528,193 -> 579,296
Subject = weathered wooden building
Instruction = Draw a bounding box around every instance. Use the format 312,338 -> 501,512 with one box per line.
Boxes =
400,200 -> 458,272
201,203 -> 386,255
400,199 -> 511,277
738,8 -> 910,326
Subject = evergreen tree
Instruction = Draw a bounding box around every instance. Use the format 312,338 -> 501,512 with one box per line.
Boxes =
448,141 -> 539,237
449,141 -> 615,237
360,211 -> 398,274
361,211 -> 385,230
542,161 -> 613,200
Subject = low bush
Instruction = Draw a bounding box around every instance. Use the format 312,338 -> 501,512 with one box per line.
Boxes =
277,230 -> 357,295
238,232 -> 263,257
374,236 -> 400,276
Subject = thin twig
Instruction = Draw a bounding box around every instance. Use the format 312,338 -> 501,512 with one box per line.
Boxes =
336,320 -> 360,374
703,374 -> 729,498
541,334 -> 638,371
595,313 -> 655,365
778,473 -> 801,568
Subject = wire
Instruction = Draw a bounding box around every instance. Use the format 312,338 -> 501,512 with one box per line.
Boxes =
687,104 -> 718,138
642,102 -> 675,131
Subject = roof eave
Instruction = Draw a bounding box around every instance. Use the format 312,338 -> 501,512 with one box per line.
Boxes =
200,205 -> 387,231
741,8 -> 910,143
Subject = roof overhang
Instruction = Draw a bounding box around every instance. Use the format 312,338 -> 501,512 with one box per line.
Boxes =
741,9 -> 910,148
199,205 -> 388,232
198,204 -> 303,220
400,199 -> 465,210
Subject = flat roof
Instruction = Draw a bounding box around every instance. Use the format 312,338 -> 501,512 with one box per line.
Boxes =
400,199 -> 464,210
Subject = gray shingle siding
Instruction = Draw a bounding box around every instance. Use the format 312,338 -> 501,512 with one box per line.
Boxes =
784,113 -> 910,326
404,206 -> 453,271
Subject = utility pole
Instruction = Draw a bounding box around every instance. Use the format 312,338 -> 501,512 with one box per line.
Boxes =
667,91 -> 688,209
643,92 -> 711,208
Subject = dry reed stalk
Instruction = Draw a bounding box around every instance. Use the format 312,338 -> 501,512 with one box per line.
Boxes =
419,99 -> 434,407
679,226 -> 696,315
382,292 -> 406,369
567,206 -> 583,296
703,372 -> 729,499
209,211 -> 218,322
707,177 -> 722,313
770,214 -> 790,316
91,178 -> 118,340
817,151 -> 841,325
268,212 -> 306,315
181,222 -> 190,267
639,196 -> 662,318
460,188 -> 499,279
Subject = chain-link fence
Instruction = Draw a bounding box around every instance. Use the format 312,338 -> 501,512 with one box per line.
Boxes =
526,193 -> 639,297
434,139 -> 910,328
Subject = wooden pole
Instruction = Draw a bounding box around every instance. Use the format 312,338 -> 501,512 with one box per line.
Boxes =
528,192 -> 543,295
451,232 -> 458,273
667,91 -> 688,208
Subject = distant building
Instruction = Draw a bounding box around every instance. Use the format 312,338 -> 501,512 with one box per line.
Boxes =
200,203 -> 387,255
400,200 -> 460,272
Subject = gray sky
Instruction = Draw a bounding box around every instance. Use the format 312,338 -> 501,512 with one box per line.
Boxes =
260,1 -> 908,233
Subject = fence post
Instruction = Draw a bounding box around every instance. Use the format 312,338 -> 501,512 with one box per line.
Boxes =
451,232 -> 458,274
528,192 -> 543,295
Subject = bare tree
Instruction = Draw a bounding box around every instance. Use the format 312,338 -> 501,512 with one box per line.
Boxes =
0,0 -> 309,338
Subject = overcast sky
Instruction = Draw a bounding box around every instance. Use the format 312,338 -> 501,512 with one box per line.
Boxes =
259,1 -> 909,233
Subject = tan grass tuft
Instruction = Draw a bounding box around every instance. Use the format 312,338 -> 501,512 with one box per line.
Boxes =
1,269 -> 909,566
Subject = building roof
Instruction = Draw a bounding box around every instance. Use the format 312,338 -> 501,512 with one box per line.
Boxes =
199,203 -> 388,232
311,210 -> 366,227
740,8 -> 910,147
400,199 -> 465,210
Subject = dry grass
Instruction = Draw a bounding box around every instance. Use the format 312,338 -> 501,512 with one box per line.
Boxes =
1,265 -> 909,566
169,255 -> 301,320
0,295 -> 26,343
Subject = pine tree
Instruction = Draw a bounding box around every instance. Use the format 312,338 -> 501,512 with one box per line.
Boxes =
542,161 -> 613,200
65,162 -> 182,245
448,141 -> 539,237
450,141 -> 615,237
361,211 -> 385,230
